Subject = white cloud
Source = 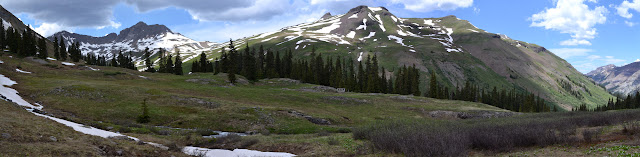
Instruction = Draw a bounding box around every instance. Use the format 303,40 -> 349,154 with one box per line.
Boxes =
616,0 -> 640,18
559,39 -> 593,46
548,48 -> 593,59
587,55 -> 602,60
125,0 -> 290,22
530,0 -> 607,46
0,0 -> 120,28
625,20 -> 636,27
34,22 -> 71,37
389,0 -> 473,12
551,48 -> 626,73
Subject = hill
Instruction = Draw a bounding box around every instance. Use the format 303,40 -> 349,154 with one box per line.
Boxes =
187,6 -> 612,110
587,61 -> 640,95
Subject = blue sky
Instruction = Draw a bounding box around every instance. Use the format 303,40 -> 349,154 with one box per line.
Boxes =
2,0 -> 640,73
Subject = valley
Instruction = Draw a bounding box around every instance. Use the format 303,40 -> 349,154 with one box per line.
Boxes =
0,2 -> 639,157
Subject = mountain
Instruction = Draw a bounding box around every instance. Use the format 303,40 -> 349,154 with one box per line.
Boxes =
185,5 -> 612,110
587,61 -> 640,95
0,5 -> 56,53
48,22 -> 218,59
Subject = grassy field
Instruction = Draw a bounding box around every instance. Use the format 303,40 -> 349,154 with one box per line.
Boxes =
3,55 -> 634,157
0,55 -> 511,156
0,99 -> 188,156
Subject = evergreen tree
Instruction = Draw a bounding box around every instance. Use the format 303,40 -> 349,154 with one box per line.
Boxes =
136,99 -> 150,123
174,50 -> 183,75
53,37 -> 60,60
144,47 -> 155,72
0,21 -> 4,49
60,37 -> 67,61
37,37 -> 47,59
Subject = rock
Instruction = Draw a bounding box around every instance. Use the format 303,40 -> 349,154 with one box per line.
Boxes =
32,109 -> 47,115
49,136 -> 57,142
116,150 -> 123,156
106,126 -> 114,130
109,136 -> 134,141
288,110 -> 331,125
1,133 -> 10,139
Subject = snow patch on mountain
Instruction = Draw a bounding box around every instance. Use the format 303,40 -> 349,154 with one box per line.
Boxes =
356,19 -> 368,30
368,7 -> 384,12
346,31 -> 356,38
348,13 -> 358,19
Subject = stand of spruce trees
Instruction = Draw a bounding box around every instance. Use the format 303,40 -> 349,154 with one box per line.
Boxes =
573,91 -> 640,111
0,23 -> 53,60
428,72 -> 552,112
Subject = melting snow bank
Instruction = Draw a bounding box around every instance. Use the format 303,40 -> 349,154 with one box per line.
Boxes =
31,111 -> 132,139
0,74 -> 42,110
16,69 -> 32,74
0,74 -> 296,157
46,57 -> 57,61
183,147 -> 295,157
61,62 -> 75,66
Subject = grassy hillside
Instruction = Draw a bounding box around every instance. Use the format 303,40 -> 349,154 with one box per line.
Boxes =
0,96 -> 187,156
0,53 -> 515,155
149,7 -> 614,110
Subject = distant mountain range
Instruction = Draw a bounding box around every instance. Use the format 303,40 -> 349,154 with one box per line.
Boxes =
48,22 -> 219,64
46,5 -> 615,110
587,61 -> 640,95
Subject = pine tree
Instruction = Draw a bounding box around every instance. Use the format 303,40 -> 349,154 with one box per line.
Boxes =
174,50 -> 183,75
144,47 -> 155,72
0,20 -> 5,49
136,99 -> 150,123
53,37 -> 60,60
37,37 -> 47,59
165,54 -> 174,74
60,37 -> 67,61
429,71 -> 438,98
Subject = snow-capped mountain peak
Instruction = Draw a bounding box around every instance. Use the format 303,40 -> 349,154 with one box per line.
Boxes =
48,22 -> 213,59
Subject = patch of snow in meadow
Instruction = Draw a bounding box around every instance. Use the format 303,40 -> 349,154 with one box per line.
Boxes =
16,69 -> 31,74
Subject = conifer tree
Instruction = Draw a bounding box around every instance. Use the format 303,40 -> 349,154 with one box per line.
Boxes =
53,37 -> 60,60
60,37 -> 67,61
143,47 -> 155,72
174,50 -> 183,75
37,37 -> 47,59
0,21 -> 4,49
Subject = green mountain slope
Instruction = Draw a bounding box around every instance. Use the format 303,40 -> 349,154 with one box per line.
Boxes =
170,6 -> 612,110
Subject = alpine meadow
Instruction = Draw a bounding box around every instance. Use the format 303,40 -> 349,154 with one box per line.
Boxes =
2,0 -> 640,157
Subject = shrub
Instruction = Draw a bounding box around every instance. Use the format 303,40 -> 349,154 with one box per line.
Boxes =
354,109 -> 640,156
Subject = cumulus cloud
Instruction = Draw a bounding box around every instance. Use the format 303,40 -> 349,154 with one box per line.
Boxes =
530,0 -> 607,46
33,23 -> 71,37
625,21 -> 637,27
549,48 -> 593,59
389,0 -> 473,12
616,0 -> 640,18
0,0 -> 120,28
551,48 -> 626,73
124,0 -> 290,22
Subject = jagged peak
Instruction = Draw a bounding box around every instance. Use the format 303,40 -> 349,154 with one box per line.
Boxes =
133,21 -> 148,27
320,12 -> 332,20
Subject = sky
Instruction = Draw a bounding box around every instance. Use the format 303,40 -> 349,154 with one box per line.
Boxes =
1,0 -> 639,73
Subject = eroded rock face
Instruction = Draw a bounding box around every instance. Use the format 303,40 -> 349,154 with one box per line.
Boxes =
587,62 -> 640,95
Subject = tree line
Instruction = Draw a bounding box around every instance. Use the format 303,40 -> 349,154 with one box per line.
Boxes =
200,40 -> 419,95
574,91 -> 640,111
428,73 -> 553,112
1,22 -> 48,59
